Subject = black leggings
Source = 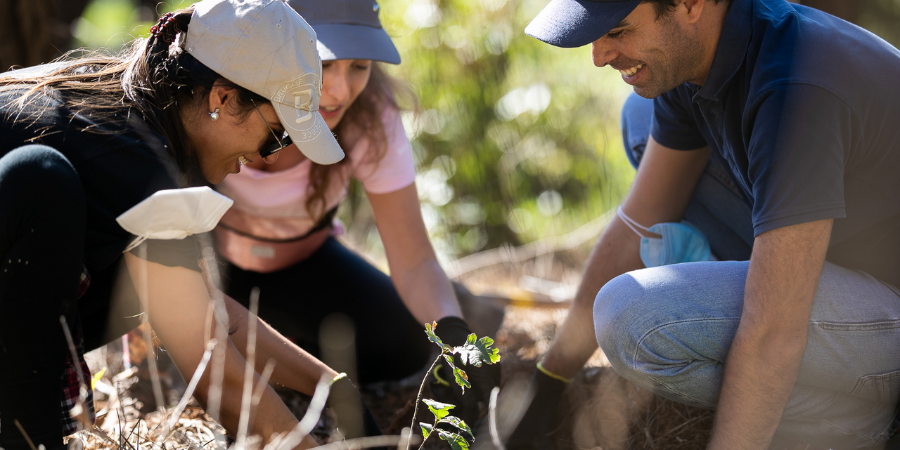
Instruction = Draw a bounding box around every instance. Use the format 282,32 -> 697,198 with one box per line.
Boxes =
220,237 -> 434,384
0,145 -> 85,450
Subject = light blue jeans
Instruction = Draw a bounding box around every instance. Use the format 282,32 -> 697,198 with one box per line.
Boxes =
595,94 -> 900,449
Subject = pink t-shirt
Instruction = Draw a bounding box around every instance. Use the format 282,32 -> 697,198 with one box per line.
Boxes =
214,106 -> 415,271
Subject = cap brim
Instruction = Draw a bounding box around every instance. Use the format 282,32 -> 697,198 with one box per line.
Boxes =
313,23 -> 401,64
525,0 -> 641,48
273,104 -> 344,165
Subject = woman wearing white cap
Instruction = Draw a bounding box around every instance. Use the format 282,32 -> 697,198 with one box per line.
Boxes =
212,0 -> 500,426
0,0 -> 368,448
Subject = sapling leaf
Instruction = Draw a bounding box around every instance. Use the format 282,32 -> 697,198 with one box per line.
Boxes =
452,335 -> 501,367
443,355 -> 471,392
421,422 -> 434,439
422,398 -> 455,421
425,321 -> 452,352
413,324 -> 503,450
437,415 -> 474,441
436,428 -> 470,450
475,336 -> 501,364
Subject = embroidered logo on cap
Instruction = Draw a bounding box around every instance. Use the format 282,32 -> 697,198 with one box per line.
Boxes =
272,73 -> 323,142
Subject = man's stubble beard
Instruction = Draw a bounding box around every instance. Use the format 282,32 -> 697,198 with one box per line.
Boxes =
634,13 -> 704,99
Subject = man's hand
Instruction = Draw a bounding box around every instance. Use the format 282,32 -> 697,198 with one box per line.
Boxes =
709,219 -> 833,449
507,139 -> 709,450
505,368 -> 569,450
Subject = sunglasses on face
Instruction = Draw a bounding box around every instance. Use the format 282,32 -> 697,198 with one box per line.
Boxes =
251,99 -> 292,164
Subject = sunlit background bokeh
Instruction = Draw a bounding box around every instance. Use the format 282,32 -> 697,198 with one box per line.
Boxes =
66,0 -> 900,267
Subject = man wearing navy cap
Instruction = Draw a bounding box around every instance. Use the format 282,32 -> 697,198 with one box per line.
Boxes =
509,0 -> 900,449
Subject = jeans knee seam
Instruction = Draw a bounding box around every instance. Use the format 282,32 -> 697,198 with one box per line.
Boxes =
630,317 -> 740,409
631,317 -> 741,368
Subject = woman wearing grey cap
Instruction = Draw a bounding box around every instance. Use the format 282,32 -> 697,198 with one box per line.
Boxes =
213,0 -> 499,426
0,0 -> 369,448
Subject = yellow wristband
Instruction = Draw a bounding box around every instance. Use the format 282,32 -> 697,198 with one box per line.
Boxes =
330,372 -> 348,385
432,364 -> 451,386
536,362 -> 572,384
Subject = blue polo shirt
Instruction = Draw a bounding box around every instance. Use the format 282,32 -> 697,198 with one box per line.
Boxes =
650,0 -> 900,288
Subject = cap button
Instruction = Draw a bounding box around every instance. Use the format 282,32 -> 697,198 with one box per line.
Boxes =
373,3 -> 379,12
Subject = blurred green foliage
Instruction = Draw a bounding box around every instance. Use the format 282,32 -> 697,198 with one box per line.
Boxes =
373,0 -> 634,261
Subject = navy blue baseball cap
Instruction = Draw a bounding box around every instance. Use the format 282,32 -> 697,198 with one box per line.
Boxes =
525,0 -> 642,48
287,0 -> 401,64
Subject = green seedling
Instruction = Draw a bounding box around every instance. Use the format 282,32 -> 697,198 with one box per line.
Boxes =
408,321 -> 501,450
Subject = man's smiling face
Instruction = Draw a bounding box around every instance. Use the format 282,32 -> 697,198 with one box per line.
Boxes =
591,2 -> 704,99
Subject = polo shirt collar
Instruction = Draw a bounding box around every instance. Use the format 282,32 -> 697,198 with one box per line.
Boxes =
695,0 -> 753,102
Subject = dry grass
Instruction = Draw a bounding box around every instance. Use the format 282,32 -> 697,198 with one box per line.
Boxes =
71,298 -> 722,450
68,247 -> 729,450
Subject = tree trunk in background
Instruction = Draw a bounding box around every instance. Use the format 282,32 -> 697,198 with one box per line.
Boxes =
0,0 -> 91,72
797,0 -> 861,24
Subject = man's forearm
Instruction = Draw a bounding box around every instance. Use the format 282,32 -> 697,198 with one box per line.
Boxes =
709,219 -> 832,449
708,321 -> 807,449
541,218 -> 644,378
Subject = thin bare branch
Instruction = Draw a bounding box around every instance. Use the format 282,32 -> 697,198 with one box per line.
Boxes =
489,387 -> 505,450
397,427 -> 412,450
135,243 -> 167,414
269,375 -> 332,450
407,354 -> 443,450
249,358 -> 277,432
446,210 -> 613,278
236,287 -> 261,445
162,340 -> 218,430
13,419 -> 38,450
202,246 -> 229,424
60,315 -> 91,428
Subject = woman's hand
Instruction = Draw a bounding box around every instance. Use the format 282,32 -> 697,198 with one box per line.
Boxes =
123,252 -> 320,449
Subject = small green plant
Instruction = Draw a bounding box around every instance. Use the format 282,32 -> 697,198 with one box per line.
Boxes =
407,321 -> 501,450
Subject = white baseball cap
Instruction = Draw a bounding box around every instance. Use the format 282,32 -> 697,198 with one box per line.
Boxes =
185,0 -> 344,165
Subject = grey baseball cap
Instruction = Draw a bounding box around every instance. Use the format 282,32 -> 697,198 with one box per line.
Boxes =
185,0 -> 345,165
287,0 -> 401,64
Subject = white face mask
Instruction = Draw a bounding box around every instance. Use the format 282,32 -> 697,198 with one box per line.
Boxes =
116,187 -> 234,252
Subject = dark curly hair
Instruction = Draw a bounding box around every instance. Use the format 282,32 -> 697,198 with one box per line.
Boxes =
0,7 -> 268,186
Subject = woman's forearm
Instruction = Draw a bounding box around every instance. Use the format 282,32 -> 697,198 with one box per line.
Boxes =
391,259 -> 462,324
192,335 -> 319,449
223,293 -> 338,395
368,185 -> 463,325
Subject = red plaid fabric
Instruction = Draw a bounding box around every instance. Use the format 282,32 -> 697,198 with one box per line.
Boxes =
60,266 -> 95,436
